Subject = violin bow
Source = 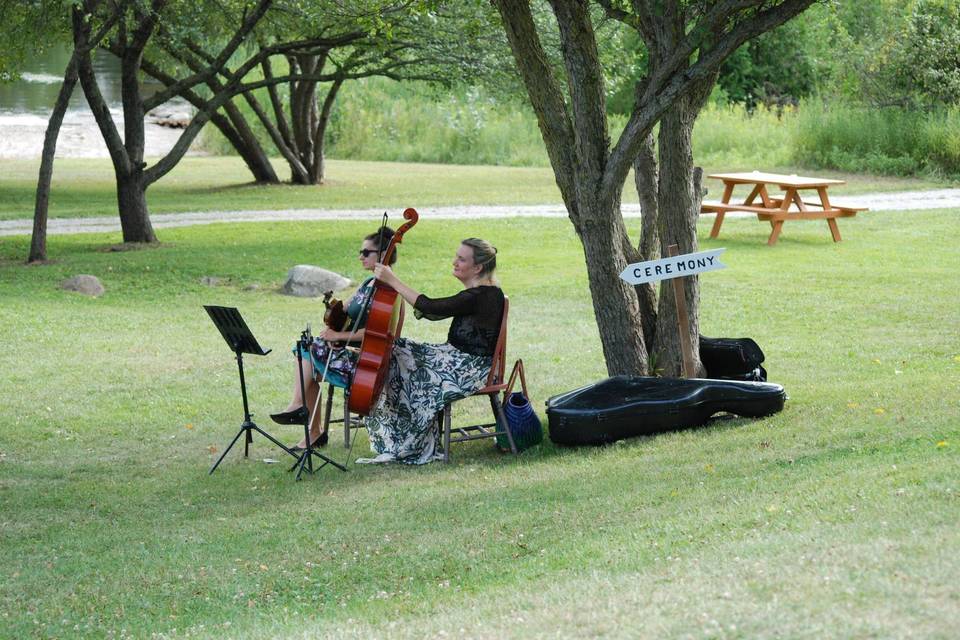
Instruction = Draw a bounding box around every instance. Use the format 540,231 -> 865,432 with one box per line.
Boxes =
376,211 -> 389,265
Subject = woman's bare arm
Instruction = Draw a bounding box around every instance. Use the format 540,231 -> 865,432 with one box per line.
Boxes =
373,264 -> 422,307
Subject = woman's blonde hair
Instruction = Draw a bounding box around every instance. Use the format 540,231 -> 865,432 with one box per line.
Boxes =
461,238 -> 497,279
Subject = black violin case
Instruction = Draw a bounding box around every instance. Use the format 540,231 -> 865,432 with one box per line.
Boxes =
546,376 -> 785,446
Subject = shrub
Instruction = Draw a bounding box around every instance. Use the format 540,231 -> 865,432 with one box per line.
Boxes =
793,101 -> 960,177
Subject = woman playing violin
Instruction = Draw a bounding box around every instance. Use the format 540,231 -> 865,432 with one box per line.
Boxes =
270,227 -> 396,450
359,238 -> 504,464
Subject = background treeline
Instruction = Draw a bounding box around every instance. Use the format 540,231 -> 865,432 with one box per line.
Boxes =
200,0 -> 960,178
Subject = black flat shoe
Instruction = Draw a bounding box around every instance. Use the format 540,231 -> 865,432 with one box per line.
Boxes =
289,431 -> 329,453
270,407 -> 309,425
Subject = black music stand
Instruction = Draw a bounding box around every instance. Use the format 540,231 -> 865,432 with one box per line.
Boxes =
289,327 -> 348,480
205,305 -> 297,474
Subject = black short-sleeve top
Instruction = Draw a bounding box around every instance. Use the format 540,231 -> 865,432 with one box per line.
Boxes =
413,286 -> 504,356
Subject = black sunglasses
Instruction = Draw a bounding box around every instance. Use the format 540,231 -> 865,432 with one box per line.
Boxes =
359,248 -> 379,257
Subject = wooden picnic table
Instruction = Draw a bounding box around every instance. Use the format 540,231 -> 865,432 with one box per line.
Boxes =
700,172 -> 867,245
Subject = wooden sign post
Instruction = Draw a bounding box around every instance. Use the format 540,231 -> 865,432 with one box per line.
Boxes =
667,245 -> 696,377
619,247 -> 726,378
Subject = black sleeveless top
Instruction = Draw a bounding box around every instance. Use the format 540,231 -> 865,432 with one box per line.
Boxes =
413,286 -> 504,356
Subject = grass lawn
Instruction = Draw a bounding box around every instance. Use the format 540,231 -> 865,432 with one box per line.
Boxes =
1,208 -> 958,638
0,156 -> 955,221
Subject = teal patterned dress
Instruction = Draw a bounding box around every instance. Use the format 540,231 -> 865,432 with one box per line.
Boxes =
361,286 -> 504,465
295,276 -> 374,386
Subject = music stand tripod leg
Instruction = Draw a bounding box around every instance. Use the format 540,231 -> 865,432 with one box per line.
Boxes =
287,336 -> 349,479
205,305 -> 297,474
209,424 -> 249,475
209,349 -> 300,474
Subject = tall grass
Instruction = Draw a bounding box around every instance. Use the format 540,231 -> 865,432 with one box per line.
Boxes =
327,82 -> 549,167
691,103 -> 796,168
201,79 -> 552,167
201,77 -> 960,179
794,102 -> 960,177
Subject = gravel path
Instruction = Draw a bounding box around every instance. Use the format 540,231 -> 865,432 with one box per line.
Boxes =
2,188 -> 959,237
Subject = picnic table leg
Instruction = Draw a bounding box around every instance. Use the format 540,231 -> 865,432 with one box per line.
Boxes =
744,184 -> 763,205
765,187 -> 795,244
817,186 -> 843,242
780,187 -> 797,212
757,184 -> 772,207
827,218 -> 842,242
767,220 -> 784,245
709,181 -> 735,238
721,182 -> 734,204
709,212 -> 726,238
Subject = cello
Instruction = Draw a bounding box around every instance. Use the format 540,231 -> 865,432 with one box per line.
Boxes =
348,208 -> 419,415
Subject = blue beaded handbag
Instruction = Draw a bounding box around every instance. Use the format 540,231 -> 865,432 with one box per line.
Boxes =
496,359 -> 543,452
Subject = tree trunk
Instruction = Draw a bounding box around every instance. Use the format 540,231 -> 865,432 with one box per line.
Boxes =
310,122 -> 326,185
578,194 -> 650,377
29,56 -> 78,263
215,112 -> 278,183
289,55 -> 318,185
116,168 -> 157,243
219,98 -> 279,183
310,78 -> 343,185
652,105 -> 701,376
634,132 -> 660,261
239,89 -> 308,182
74,3 -> 160,244
492,0 -> 816,379
651,76 -> 714,377
116,46 -> 157,243
632,130 -> 659,348
284,54 -> 326,185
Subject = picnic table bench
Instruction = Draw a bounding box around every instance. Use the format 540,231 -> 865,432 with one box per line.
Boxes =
700,172 -> 868,245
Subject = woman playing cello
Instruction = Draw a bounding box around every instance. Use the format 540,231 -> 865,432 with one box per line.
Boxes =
358,238 -> 504,464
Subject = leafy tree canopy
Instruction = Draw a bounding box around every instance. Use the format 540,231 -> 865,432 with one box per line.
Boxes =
0,0 -> 71,81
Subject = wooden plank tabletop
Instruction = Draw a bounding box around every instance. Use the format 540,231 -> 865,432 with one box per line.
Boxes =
707,172 -> 846,188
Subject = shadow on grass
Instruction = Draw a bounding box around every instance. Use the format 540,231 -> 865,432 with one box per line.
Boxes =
171,178 -> 345,196
698,228 -> 852,249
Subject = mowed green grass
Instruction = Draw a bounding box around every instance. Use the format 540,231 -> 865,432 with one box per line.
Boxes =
0,210 -> 958,638
0,156 -> 953,221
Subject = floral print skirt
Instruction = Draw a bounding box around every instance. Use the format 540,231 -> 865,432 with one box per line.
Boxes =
362,338 -> 492,465
295,339 -> 358,388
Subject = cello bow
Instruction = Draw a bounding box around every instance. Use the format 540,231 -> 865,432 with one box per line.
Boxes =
348,208 -> 419,415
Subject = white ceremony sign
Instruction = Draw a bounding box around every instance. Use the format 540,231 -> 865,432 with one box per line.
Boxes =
619,248 -> 726,286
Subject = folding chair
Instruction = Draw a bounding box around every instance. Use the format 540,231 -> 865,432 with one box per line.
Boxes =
437,296 -> 518,462
323,302 -> 405,448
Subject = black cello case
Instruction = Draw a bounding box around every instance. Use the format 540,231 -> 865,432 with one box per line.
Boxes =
699,335 -> 767,381
546,376 -> 785,446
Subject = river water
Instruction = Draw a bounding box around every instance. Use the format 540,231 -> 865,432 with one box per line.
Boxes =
0,48 -> 195,159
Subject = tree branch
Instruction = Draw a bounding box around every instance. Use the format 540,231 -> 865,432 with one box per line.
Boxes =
242,88 -> 309,179
602,0 -> 815,202
72,4 -> 130,174
262,56 -> 297,155
548,0 -> 611,211
492,0 -> 579,225
143,0 -> 273,111
129,0 -> 167,51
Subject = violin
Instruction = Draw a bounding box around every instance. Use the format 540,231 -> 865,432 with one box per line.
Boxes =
322,290 -> 349,331
348,208 -> 419,415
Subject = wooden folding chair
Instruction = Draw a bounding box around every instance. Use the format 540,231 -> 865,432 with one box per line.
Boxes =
437,296 -> 517,462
